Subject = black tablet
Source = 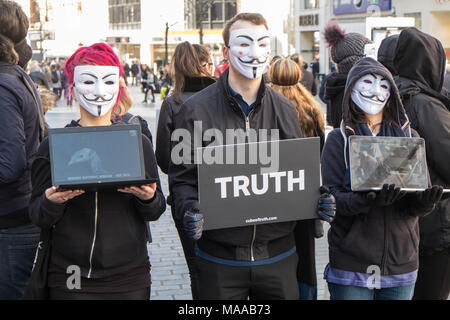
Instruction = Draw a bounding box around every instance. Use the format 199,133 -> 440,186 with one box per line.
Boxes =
349,136 -> 429,192
48,125 -> 158,190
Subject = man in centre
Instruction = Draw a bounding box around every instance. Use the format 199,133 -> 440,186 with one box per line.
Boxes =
169,13 -> 304,299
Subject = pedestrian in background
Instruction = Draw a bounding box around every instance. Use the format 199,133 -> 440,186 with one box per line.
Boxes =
131,60 -> 140,86
156,41 -> 215,299
169,13 -> 303,300
0,0 -> 45,300
393,27 -> 450,301
321,57 -> 443,300
323,21 -> 371,128
270,56 -> 325,300
290,53 -> 317,96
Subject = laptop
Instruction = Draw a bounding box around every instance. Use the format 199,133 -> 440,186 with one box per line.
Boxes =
349,136 -> 429,192
48,125 -> 158,190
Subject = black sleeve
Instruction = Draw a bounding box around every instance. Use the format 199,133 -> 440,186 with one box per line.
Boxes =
133,135 -> 166,221
168,104 -> 200,220
311,76 -> 318,96
155,99 -> 173,174
29,139 -> 68,228
321,130 -> 371,217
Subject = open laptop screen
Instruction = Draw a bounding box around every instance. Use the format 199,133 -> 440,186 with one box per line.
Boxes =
49,125 -> 147,188
349,136 -> 428,191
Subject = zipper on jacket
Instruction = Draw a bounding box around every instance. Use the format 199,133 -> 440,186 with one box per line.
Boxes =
87,192 -> 99,278
245,109 -> 257,261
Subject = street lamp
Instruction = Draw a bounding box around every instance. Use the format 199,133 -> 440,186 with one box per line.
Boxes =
165,21 -> 178,66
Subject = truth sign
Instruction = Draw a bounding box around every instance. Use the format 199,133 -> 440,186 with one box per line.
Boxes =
197,137 -> 321,230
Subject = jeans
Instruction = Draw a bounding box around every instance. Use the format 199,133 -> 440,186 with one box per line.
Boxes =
0,224 -> 40,300
328,282 -> 415,300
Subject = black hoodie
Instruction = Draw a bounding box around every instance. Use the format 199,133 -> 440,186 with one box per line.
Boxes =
321,57 -> 434,276
394,27 -> 450,253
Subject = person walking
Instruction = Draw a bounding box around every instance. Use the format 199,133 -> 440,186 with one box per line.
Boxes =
0,0 -> 45,300
50,63 -> 62,99
323,21 -> 371,128
321,57 -> 443,300
28,43 -> 166,300
269,57 -> 325,300
131,61 -> 140,86
392,27 -> 450,301
156,41 -> 215,300
169,13 -> 303,300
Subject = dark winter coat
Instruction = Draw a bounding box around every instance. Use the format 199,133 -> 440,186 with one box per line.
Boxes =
29,121 -> 166,279
156,76 -> 216,175
168,68 -> 303,262
394,27 -> 450,254
321,57 -> 435,276
0,62 -> 42,228
324,72 -> 348,128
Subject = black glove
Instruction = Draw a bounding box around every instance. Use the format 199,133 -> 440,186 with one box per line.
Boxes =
317,186 -> 336,223
415,185 -> 443,209
183,208 -> 204,241
366,184 -> 406,207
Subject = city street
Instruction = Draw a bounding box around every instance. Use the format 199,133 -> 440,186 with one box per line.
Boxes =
45,84 -> 331,300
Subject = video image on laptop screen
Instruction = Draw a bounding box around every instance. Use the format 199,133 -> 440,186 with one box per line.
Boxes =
50,129 -> 143,186
349,136 -> 428,191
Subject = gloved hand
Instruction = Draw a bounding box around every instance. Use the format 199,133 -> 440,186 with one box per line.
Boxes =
415,185 -> 443,209
366,184 -> 406,207
183,209 -> 204,241
317,186 -> 336,223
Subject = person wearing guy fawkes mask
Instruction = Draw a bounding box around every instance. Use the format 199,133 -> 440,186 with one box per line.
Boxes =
320,57 -> 443,300
169,13 -> 304,300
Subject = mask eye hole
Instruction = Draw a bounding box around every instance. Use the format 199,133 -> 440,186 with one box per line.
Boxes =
105,81 -> 115,85
240,43 -> 250,47
83,80 -> 95,85
381,84 -> 389,89
363,79 -> 372,84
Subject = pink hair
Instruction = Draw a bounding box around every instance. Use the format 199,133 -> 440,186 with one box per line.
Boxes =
64,43 -> 125,114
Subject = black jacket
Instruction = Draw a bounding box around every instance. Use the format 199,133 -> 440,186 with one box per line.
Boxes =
394,27 -> 450,253
168,69 -> 303,262
324,72 -> 348,128
321,57 -> 435,276
29,121 -> 166,279
0,62 -> 42,228
156,76 -> 216,175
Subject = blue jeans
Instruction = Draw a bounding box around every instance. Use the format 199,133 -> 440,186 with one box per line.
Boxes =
328,282 -> 415,300
0,224 -> 40,300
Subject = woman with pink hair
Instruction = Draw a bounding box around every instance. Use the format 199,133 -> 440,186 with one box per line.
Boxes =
29,43 -> 166,300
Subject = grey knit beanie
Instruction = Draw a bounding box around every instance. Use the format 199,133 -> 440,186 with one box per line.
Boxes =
324,22 -> 371,74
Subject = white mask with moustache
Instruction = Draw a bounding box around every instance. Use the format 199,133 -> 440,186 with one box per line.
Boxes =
73,66 -> 120,117
351,74 -> 391,115
228,28 -> 271,79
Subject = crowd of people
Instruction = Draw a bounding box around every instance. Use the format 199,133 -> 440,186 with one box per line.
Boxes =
0,0 -> 449,301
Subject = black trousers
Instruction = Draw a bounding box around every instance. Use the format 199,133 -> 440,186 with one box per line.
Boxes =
48,287 -> 150,300
196,252 -> 299,300
413,247 -> 450,300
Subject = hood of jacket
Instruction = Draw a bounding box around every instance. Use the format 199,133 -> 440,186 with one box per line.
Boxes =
377,34 -> 399,76
342,57 -> 409,131
394,27 -> 446,93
